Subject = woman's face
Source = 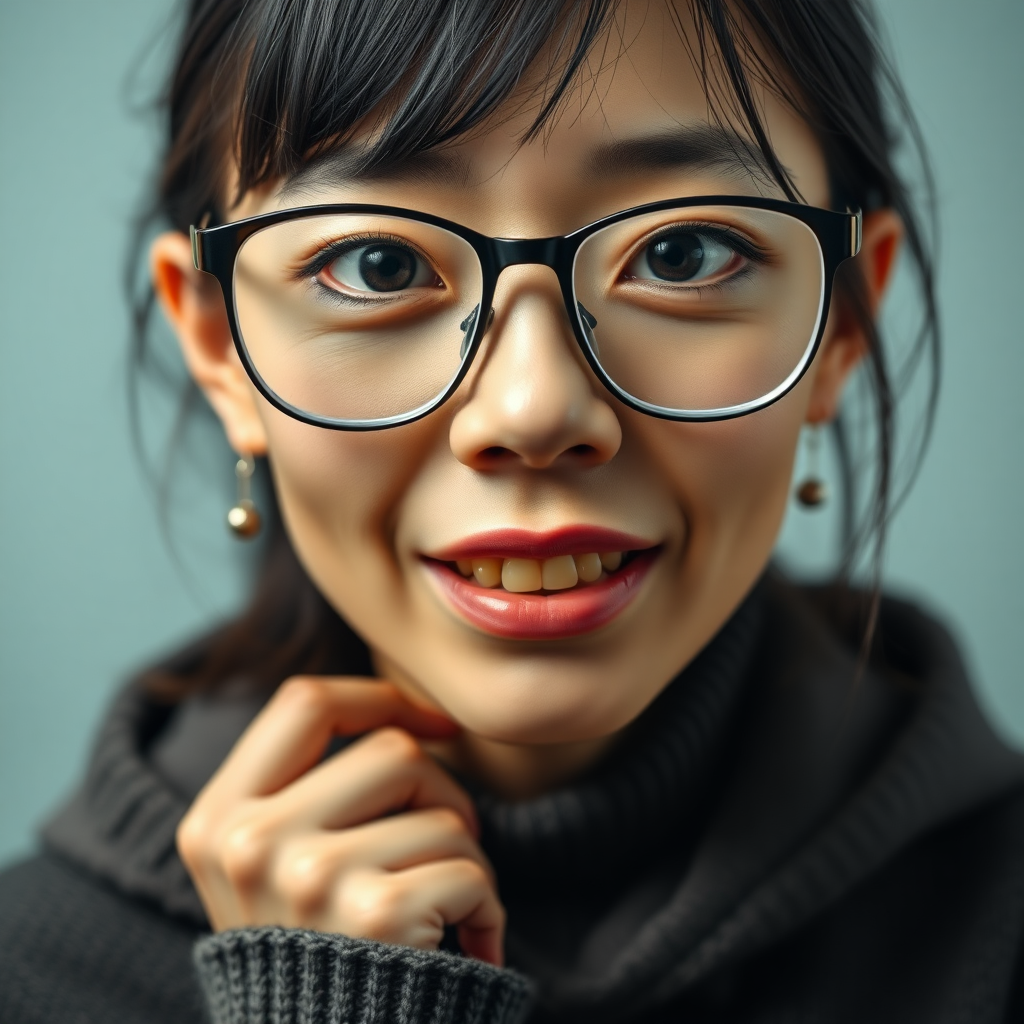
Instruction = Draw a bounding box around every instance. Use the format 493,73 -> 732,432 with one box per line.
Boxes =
160,2 -> 870,747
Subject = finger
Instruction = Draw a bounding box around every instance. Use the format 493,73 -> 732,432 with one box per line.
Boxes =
261,727 -> 479,836
339,859 -> 505,966
204,677 -> 458,801
274,808 -> 493,892
393,859 -> 506,966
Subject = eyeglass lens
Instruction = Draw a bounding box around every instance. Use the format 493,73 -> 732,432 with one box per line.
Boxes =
232,206 -> 825,424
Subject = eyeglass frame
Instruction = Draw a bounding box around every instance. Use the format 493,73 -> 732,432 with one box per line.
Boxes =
190,195 -> 862,431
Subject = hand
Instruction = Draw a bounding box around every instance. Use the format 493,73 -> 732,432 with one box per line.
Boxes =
176,677 -> 506,965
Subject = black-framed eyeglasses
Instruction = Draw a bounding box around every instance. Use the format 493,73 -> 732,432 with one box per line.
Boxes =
190,196 -> 861,430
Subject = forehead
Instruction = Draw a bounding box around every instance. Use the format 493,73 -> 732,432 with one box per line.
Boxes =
246,1 -> 829,229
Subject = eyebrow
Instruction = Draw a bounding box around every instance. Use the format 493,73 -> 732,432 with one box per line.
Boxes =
587,124 -> 778,184
279,148 -> 473,201
277,123 -> 780,201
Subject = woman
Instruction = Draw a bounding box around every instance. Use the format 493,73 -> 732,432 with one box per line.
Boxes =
2,0 -> 1023,1021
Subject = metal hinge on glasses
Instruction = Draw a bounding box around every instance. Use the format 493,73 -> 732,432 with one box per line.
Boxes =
190,212 -> 213,272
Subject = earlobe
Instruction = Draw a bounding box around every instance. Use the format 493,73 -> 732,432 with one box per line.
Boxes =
805,208 -> 904,425
150,232 -> 269,457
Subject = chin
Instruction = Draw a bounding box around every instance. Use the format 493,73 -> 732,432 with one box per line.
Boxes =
432,665 -> 640,746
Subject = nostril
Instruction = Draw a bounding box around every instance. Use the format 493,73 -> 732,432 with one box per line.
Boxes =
481,446 -> 514,461
476,442 -> 599,468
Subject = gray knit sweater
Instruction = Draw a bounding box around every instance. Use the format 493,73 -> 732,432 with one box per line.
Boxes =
4,577 -> 1024,1023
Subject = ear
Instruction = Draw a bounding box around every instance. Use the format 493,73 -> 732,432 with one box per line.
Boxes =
804,208 -> 903,424
150,231 -> 268,456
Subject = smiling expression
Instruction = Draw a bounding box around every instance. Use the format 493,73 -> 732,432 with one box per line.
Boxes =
157,1 -> 876,751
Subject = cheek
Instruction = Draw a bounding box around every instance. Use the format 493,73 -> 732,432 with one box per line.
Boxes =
636,385 -> 807,573
259,404 -> 437,611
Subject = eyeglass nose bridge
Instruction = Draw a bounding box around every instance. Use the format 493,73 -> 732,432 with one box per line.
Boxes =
480,235 -> 593,353
492,236 -> 563,272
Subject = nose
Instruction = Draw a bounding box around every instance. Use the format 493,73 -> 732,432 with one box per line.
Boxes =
449,267 -> 622,470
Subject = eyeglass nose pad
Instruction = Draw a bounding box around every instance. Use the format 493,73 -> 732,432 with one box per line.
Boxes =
459,306 -> 496,360
576,302 -> 599,354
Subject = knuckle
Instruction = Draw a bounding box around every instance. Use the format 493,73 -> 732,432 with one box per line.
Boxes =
429,806 -> 468,838
277,676 -> 330,716
175,810 -> 211,869
455,858 -> 491,891
337,876 -> 405,941
450,856 -> 493,897
372,726 -> 422,765
218,819 -> 271,888
274,845 -> 332,911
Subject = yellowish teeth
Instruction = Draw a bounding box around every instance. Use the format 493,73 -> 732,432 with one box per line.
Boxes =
457,551 -> 628,592
574,552 -> 603,583
472,557 -> 503,588
541,554 -> 579,590
502,558 -> 543,593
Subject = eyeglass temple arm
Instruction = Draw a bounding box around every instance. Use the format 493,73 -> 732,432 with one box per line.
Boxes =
190,211 -> 214,272
849,208 -> 863,257
190,224 -> 204,271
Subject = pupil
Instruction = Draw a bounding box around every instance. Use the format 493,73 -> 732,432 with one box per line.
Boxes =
648,233 -> 704,281
359,245 -> 415,291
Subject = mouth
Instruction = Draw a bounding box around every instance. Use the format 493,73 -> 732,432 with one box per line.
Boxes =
422,527 -> 661,640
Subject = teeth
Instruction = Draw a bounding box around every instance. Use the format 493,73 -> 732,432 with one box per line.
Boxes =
459,552 -> 626,592
502,558 -> 543,593
471,558 -> 503,588
541,554 -> 578,590
574,552 -> 603,583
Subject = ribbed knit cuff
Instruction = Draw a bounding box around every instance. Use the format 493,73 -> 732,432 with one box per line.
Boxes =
194,927 -> 534,1024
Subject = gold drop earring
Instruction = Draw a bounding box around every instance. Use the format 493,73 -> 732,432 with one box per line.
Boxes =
227,453 -> 262,538
796,424 -> 828,509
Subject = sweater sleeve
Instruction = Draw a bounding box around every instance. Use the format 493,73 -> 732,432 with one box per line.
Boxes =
194,927 -> 534,1024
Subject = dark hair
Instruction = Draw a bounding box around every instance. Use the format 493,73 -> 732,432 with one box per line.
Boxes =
132,0 -> 939,696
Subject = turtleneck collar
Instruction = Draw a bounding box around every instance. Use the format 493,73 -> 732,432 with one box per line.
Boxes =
40,575 -> 1024,1023
476,582 -> 763,889
40,579 -> 765,930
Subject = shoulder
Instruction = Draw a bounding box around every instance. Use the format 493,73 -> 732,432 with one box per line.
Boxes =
0,853 -> 206,1024
829,783 -> 1024,1017
711,784 -> 1024,1022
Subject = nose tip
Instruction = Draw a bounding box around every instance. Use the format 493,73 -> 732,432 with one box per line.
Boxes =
457,399 -> 621,471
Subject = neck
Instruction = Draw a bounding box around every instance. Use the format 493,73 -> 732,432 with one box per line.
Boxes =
425,730 -> 620,801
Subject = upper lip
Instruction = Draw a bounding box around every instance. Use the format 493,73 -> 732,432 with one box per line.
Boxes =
426,526 -> 660,562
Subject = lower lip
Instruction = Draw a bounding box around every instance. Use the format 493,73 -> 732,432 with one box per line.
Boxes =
423,550 -> 658,640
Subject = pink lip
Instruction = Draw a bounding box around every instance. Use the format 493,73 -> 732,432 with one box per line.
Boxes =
424,548 -> 659,640
429,526 -> 657,562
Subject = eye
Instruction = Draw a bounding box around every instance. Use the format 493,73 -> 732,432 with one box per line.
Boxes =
319,241 -> 437,294
625,229 -> 741,285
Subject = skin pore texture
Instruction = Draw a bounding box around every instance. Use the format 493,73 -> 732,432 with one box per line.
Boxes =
152,0 -> 901,964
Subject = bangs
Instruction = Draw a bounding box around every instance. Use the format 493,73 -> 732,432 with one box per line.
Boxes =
143,0 -> 940,691
230,0 -> 618,198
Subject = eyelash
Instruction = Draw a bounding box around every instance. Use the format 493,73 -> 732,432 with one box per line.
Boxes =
630,222 -> 771,269
293,233 -> 432,283
288,222 -> 770,305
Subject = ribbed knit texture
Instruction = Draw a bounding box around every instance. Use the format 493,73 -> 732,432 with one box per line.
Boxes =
42,684 -> 204,923
477,586 -> 762,887
41,580 -> 765,933
195,928 -> 533,1024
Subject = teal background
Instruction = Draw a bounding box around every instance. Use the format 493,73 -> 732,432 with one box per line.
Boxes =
1,0 -> 1022,868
